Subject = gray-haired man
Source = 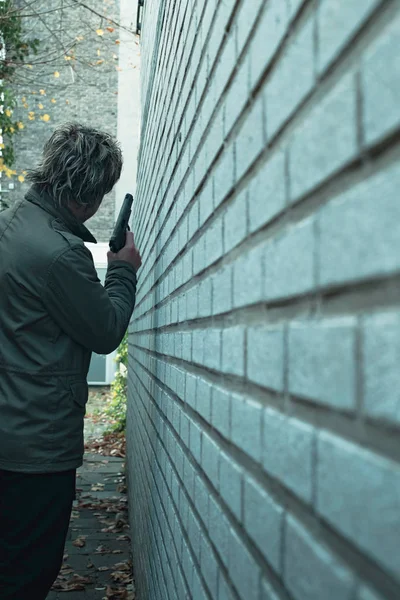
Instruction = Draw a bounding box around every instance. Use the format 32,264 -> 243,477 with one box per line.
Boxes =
0,123 -> 141,598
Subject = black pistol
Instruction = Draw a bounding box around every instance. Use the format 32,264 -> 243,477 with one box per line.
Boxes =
109,193 -> 133,253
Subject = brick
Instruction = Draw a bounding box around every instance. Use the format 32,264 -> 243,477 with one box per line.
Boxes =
318,0 -> 380,73
265,217 -> 315,301
183,248 -> 193,283
235,96 -> 265,181
187,508 -> 201,559
231,395 -> 262,463
188,201 -> 200,239
233,244 -> 264,308
235,0 -> 264,55
186,372 -> 198,408
205,216 -> 224,267
192,329 -> 205,365
200,536 -> 218,599
228,529 -> 260,600
289,73 -> 357,201
248,150 -> 286,233
184,456 -> 196,497
212,266 -> 233,315
287,0 -> 305,18
214,28 -> 237,102
260,579 -> 282,600
198,277 -> 212,318
266,17 -> 314,138
189,419 -> 202,462
201,433 -> 220,489
284,515 -> 355,600
222,326 -> 246,377
218,573 -> 235,600
194,475 -> 209,525
363,311 -> 400,425
319,162 -> 400,287
199,178 -> 214,226
263,409 -> 314,503
211,385 -> 231,439
362,15 -> 400,144
288,317 -> 356,410
224,55 -> 250,136
208,497 -> 231,567
203,328 -> 222,371
214,144 -> 235,209
316,431 -> 400,578
186,285 -> 199,320
219,452 -> 242,520
196,377 -> 212,421
249,0 -> 288,89
247,325 -> 285,392
193,234 -> 206,275
244,477 -> 283,573
180,413 -> 190,448
224,189 -> 248,255
192,568 -> 208,600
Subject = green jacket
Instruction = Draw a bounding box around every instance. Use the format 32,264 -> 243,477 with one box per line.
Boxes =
0,185 -> 137,473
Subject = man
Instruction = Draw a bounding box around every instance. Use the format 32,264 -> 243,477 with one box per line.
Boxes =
0,123 -> 142,598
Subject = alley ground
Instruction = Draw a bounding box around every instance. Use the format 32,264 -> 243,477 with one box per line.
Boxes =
46,389 -> 135,600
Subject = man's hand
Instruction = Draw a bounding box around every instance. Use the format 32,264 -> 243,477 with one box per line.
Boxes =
107,231 -> 142,272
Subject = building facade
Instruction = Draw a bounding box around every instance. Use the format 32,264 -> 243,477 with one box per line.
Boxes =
127,1 -> 400,599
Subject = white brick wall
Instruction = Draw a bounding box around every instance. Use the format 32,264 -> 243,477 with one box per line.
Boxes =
128,2 -> 400,599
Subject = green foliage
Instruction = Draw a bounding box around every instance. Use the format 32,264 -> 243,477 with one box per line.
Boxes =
0,0 -> 40,167
104,333 -> 128,433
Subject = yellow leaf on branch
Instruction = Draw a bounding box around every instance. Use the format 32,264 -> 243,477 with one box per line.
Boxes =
21,96 -> 26,102
39,89 -> 45,95
5,108 -> 12,117
51,98 -> 56,103
54,71 -> 60,78
40,114 -> 51,122
18,175 -> 25,183
38,103 -> 44,109
96,59 -> 104,65
9,127 -> 15,134
0,143 -> 4,149
64,55 -> 72,61
23,103 -> 28,109
17,122 -> 24,130
28,112 -> 35,120
97,49 -> 101,56
96,29 -> 104,36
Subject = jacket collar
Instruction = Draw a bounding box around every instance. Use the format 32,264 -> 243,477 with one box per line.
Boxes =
25,184 -> 97,244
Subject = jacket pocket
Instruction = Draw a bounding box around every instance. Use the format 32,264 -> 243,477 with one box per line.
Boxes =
70,380 -> 88,408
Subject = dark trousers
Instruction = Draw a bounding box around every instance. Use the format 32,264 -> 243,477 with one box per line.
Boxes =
0,468 -> 76,600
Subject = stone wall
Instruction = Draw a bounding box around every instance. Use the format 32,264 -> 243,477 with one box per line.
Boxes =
8,0 -> 121,241
127,1 -> 400,599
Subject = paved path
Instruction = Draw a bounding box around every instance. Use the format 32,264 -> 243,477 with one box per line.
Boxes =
46,422 -> 134,599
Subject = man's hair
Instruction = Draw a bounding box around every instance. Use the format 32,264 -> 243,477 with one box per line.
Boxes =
26,123 -> 123,208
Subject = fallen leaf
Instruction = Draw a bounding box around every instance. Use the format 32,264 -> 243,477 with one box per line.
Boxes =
72,535 -> 86,548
